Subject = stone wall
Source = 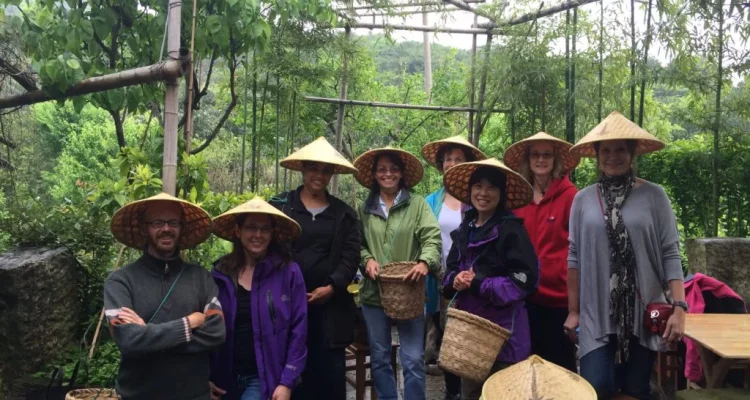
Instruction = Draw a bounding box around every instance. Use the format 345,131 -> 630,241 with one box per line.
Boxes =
0,247 -> 80,398
687,238 -> 750,303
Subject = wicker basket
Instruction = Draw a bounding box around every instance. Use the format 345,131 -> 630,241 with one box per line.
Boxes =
438,308 -> 510,382
65,388 -> 119,400
378,261 -> 425,320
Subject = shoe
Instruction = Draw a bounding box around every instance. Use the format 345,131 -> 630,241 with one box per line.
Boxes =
426,362 -> 444,376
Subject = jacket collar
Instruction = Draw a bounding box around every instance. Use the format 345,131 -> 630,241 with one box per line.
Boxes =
211,251 -> 285,283
453,208 -> 518,249
139,249 -> 184,276
537,175 -> 575,205
365,189 -> 412,219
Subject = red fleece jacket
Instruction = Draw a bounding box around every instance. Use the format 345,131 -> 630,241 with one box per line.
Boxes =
513,175 -> 577,308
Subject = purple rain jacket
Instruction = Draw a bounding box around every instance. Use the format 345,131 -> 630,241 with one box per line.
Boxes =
442,209 -> 539,364
210,252 -> 308,400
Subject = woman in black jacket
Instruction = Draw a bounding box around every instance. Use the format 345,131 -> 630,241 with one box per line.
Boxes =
271,136 -> 362,400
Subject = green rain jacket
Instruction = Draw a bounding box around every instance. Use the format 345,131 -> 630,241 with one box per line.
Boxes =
358,190 -> 442,307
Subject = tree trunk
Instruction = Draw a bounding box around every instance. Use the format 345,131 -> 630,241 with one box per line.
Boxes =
711,5 -> 724,237
240,58 -> 249,193
571,8 -> 577,143
250,51 -> 259,193
422,1 -> 432,99
598,0 -> 604,121
638,0 -> 653,127
254,72 -> 271,191
468,16 -> 478,141
629,0 -> 636,121
472,33 -> 492,146
331,26 -> 351,196
565,10 -> 571,143
108,108 -> 127,148
275,73 -> 281,193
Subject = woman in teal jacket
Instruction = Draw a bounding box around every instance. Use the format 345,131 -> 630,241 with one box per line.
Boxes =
422,136 -> 486,399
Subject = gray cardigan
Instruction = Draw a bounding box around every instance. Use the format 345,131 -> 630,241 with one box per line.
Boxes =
567,180 -> 684,358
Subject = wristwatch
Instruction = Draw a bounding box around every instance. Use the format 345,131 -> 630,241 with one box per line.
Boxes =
673,301 -> 688,312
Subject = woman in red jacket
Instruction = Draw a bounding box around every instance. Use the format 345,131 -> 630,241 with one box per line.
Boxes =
503,132 -> 580,372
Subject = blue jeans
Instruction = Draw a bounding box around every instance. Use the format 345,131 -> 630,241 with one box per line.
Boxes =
237,375 -> 261,400
361,304 -> 425,400
579,335 -> 656,400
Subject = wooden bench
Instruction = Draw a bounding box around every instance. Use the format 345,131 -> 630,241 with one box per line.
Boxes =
675,388 -> 750,400
345,342 -> 399,400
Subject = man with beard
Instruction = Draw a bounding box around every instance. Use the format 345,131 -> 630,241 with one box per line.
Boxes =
104,193 -> 225,400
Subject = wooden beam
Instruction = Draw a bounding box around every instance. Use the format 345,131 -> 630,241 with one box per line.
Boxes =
0,56 -> 37,91
347,22 -> 499,34
0,58 -> 186,110
476,0 -> 599,28
305,96 -> 510,113
356,6 -> 461,17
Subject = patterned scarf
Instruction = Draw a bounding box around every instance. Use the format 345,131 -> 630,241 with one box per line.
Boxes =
598,169 -> 637,362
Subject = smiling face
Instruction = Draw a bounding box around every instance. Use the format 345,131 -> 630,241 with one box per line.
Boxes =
235,214 -> 273,260
142,201 -> 183,258
302,162 -> 334,193
528,141 -> 555,178
470,177 -> 502,215
374,155 -> 403,193
441,147 -> 469,172
597,140 -> 634,177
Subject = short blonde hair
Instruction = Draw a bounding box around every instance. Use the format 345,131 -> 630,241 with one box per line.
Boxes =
517,146 -> 565,185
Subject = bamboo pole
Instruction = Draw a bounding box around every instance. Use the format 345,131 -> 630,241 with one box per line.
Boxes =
597,0 -> 604,121
637,0 -> 653,127
472,33 -> 492,146
467,15 -> 478,140
477,0 -> 599,29
629,0 -> 636,121
240,57 -> 248,193
422,0 -> 433,98
0,59 -> 185,110
88,245 -> 126,360
358,7 -> 461,17
443,0 -> 500,25
335,0 -> 485,11
331,26 -> 351,197
162,0 -> 182,196
305,96 -> 510,113
348,22 -> 498,34
184,0 -> 199,154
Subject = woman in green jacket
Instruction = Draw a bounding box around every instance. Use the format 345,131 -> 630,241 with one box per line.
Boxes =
354,146 -> 442,400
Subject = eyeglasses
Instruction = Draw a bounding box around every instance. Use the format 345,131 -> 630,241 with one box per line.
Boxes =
530,152 -> 554,160
242,225 -> 273,235
145,220 -> 183,228
304,164 -> 335,175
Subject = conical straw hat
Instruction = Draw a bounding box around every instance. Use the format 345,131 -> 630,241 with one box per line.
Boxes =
353,146 -> 424,189
110,192 -> 212,250
280,136 -> 358,174
503,132 -> 580,172
570,111 -> 665,157
212,197 -> 301,243
443,158 -> 533,210
481,355 -> 597,400
421,135 -> 487,171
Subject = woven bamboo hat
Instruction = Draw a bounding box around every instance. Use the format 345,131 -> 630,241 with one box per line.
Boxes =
212,197 -> 301,243
421,135 -> 487,171
481,355 -> 597,400
279,136 -> 358,174
570,111 -> 666,157
353,146 -> 424,189
443,158 -> 533,209
110,192 -> 212,250
503,132 -> 580,172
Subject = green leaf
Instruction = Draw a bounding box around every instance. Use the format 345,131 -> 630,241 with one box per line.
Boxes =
93,18 -> 110,40
206,15 -> 222,35
79,20 -> 94,41
107,89 -> 125,110
259,19 -> 271,40
72,96 -> 86,113
114,194 -> 128,206
227,0 -> 239,6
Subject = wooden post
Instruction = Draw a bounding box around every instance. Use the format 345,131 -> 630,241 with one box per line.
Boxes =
331,26 -> 351,197
472,33 -> 492,146
162,0 -> 182,196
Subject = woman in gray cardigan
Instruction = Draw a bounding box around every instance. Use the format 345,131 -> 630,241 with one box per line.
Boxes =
563,112 -> 687,400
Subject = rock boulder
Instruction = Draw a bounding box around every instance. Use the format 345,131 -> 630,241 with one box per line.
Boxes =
0,247 -> 80,398
687,238 -> 750,303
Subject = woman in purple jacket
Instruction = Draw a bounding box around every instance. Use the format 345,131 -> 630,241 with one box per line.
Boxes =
209,197 -> 308,400
441,159 -> 538,400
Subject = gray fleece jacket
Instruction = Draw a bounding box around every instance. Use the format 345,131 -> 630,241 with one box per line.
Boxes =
103,251 -> 226,400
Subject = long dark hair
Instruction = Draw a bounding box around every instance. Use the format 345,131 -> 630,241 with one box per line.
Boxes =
468,166 -> 508,218
216,214 -> 292,280
364,152 -> 408,210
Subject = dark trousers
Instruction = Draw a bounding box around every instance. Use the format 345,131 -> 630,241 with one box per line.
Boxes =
527,303 -> 578,372
579,335 -> 656,400
432,311 -> 461,396
292,309 -> 347,400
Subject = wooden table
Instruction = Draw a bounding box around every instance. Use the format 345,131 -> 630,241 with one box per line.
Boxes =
683,314 -> 750,388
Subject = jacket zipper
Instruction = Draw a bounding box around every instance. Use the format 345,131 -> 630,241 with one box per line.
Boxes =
267,290 -> 276,325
